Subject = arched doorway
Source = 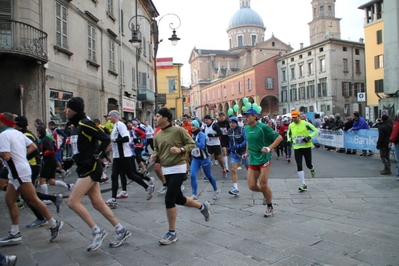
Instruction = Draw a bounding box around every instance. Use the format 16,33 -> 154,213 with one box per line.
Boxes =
260,95 -> 279,116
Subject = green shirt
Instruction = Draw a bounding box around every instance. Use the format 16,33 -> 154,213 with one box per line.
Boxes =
287,120 -> 319,149
244,122 -> 280,165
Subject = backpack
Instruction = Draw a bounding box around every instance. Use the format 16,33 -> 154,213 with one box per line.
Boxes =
138,124 -> 147,133
24,131 -> 42,164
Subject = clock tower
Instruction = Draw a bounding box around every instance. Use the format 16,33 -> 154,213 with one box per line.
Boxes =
308,0 -> 341,45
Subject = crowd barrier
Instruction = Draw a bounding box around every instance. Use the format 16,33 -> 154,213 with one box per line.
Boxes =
313,129 -> 380,151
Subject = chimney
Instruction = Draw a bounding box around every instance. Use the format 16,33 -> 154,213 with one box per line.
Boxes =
300,43 -> 304,49
359,38 -> 364,43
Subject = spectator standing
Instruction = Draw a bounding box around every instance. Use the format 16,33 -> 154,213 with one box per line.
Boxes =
389,110 -> 399,181
377,115 -> 393,175
351,112 -> 373,156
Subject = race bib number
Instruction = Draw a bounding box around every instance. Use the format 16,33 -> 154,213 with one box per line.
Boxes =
220,127 -> 228,135
294,136 -> 306,146
191,147 -> 201,157
70,135 -> 79,155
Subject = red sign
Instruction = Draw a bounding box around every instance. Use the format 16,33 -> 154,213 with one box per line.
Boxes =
156,57 -> 173,69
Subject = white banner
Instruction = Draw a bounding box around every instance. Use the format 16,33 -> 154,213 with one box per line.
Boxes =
317,129 -> 344,148
122,97 -> 136,113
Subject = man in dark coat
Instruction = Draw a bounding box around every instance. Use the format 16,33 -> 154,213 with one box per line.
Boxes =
377,115 -> 393,175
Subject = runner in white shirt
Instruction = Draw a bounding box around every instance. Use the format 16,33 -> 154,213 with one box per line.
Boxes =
0,112 -> 63,245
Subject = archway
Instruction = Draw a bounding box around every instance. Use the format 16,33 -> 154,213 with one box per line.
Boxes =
259,95 -> 279,117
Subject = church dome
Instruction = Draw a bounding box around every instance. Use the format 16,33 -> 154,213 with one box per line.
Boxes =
227,6 -> 265,30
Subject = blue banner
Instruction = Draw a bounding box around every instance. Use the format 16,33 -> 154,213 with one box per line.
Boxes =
344,129 -> 378,150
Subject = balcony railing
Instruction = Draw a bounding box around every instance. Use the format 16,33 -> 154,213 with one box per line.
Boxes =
137,87 -> 155,102
0,19 -> 48,62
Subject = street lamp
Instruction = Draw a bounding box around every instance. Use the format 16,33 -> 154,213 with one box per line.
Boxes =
128,13 -> 181,113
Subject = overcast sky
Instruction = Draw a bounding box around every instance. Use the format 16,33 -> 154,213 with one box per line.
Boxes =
152,0 -> 367,86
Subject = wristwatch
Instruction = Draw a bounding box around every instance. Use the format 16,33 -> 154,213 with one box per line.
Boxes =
180,147 -> 185,153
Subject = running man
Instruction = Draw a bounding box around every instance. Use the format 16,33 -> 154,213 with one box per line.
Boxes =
0,112 -> 63,245
287,110 -> 319,191
227,116 -> 248,196
242,108 -> 282,217
151,107 -> 211,245
64,97 -> 131,252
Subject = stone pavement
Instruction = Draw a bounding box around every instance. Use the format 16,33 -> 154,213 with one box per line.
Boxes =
0,149 -> 399,266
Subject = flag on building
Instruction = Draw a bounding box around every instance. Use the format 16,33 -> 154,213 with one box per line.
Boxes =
156,57 -> 173,69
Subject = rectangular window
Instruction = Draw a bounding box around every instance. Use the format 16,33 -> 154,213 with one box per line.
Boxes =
281,87 -> 287,102
343,58 -> 348,72
308,62 -> 313,75
120,9 -> 124,34
107,0 -> 114,16
238,82 -> 241,93
247,78 -> 252,91
355,49 -> 360,55
88,24 -> 96,62
318,78 -> 327,97
377,30 -> 383,44
282,70 -> 286,82
308,51 -> 312,56
320,58 -> 325,71
342,82 -> 350,97
56,2 -> 68,49
132,68 -> 136,89
231,84 -> 234,95
320,6 -> 324,16
319,47 -> 324,52
109,39 -> 115,71
309,106 -> 314,112
321,105 -> 326,113
265,77 -> 273,89
218,88 -> 221,99
299,65 -> 304,77
291,57 -> 294,62
143,37 -> 146,56
299,86 -> 305,99
223,86 -> 226,98
251,35 -> 256,46
139,72 -> 147,87
374,55 -> 384,69
375,79 -> 384,93
168,79 -> 175,93
299,55 -> 303,59
291,67 -> 295,79
307,83 -> 315,98
238,36 -> 243,46
120,60 -> 124,84
355,60 -> 361,73
343,47 -> 347,52
212,91 -> 215,100
290,87 -> 297,101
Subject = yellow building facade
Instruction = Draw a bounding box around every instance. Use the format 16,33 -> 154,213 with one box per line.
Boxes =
157,62 -> 184,119
364,20 -> 384,108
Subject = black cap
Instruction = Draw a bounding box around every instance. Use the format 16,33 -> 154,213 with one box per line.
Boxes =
15,116 -> 28,128
157,107 -> 173,120
48,121 -> 56,126
66,97 -> 85,113
204,115 -> 212,120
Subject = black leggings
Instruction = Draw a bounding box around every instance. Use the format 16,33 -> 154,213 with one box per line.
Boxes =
294,147 -> 313,172
145,138 -> 154,153
134,147 -> 146,165
165,173 -> 187,209
111,157 -> 148,198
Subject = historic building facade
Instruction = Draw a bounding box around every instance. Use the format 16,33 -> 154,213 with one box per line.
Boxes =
358,0 -> 399,119
0,0 -> 157,126
277,0 -> 367,118
188,0 -> 292,118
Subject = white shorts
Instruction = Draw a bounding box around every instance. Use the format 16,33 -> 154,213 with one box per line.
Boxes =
9,176 -> 31,190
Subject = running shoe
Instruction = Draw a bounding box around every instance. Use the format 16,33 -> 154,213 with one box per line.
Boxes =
213,160 -> 218,165
264,206 -> 274,217
68,184 -> 74,192
298,185 -> 308,191
212,189 -> 220,200
109,229 -> 131,248
149,176 -> 155,186
16,200 -> 24,210
158,186 -> 167,194
87,229 -> 107,252
116,191 -> 128,199
106,198 -> 118,209
65,169 -> 72,177
54,194 -> 63,213
146,185 -> 154,200
60,170 -> 66,180
191,194 -> 198,200
0,232 -> 22,244
288,158 -> 291,163
159,231 -> 178,245
26,219 -> 48,228
42,200 -> 52,205
228,188 -> 239,196
368,152 -> 374,156
200,201 -> 211,222
142,170 -> 150,177
222,170 -> 227,178
4,255 -> 17,266
49,220 -> 64,242
311,170 -> 316,178
100,176 -> 109,183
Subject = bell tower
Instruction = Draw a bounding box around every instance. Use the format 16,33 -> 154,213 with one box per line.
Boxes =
309,0 -> 341,45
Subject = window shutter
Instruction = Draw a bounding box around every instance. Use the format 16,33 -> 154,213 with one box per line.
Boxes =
0,0 -> 12,20
318,83 -> 321,97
